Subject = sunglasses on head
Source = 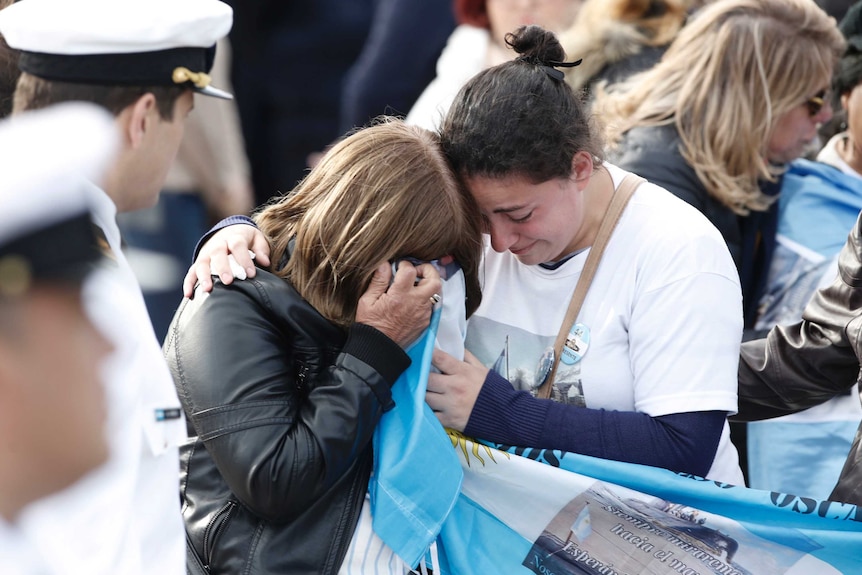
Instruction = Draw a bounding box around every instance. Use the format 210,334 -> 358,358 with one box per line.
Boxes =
805,89 -> 830,117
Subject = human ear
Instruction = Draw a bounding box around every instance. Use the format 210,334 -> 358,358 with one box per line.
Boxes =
570,151 -> 594,187
122,93 -> 157,150
0,328 -> 27,417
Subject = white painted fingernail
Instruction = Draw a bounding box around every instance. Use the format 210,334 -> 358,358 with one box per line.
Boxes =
230,256 -> 247,280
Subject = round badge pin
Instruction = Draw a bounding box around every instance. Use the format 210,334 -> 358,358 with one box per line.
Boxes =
533,346 -> 555,389
560,323 -> 590,365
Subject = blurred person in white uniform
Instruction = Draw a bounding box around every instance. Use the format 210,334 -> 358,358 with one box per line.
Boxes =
0,0 -> 233,573
0,103 -> 115,574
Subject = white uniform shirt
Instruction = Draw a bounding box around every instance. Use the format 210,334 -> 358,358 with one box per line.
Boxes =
465,163 -> 745,485
0,519 -> 50,575
19,184 -> 186,575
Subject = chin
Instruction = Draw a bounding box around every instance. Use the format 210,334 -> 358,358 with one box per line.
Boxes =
514,252 -> 544,266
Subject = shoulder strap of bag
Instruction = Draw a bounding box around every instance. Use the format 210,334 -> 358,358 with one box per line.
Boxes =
537,172 -> 645,399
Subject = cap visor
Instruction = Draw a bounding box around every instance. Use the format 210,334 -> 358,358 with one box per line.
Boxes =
195,84 -> 233,100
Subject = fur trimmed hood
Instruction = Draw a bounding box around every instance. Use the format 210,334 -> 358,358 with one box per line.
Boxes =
560,0 -> 694,92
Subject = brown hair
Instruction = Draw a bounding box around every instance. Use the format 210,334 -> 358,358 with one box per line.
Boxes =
454,0 -> 490,28
13,72 -> 185,120
0,35 -> 17,119
0,0 -> 18,119
255,118 -> 483,328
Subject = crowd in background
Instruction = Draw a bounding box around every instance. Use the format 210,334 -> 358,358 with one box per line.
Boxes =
172,0 -> 858,492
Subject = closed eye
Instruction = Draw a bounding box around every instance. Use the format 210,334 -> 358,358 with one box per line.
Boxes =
509,211 -> 532,224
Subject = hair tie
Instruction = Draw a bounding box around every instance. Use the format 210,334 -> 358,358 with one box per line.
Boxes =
541,58 -> 583,82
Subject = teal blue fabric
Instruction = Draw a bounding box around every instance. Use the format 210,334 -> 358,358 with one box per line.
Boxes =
749,419 -> 859,500
369,308 -> 463,567
752,159 -> 862,498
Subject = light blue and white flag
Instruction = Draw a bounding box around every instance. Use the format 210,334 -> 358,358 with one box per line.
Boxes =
370,262 -> 862,573
433,435 -> 862,574
370,306 -> 463,568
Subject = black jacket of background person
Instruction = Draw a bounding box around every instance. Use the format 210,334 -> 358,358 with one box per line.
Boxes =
737,212 -> 862,507
610,123 -> 781,331
164,265 -> 409,574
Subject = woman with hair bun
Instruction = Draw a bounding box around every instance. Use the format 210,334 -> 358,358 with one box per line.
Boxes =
427,24 -> 744,484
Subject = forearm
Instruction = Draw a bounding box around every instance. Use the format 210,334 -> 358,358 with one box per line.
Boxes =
736,326 -> 857,420
737,225 -> 862,420
232,323 -> 408,516
299,323 -> 408,484
465,371 -> 724,477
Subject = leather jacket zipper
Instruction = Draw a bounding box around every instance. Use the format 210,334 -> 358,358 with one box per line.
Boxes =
203,500 -> 237,567
296,363 -> 309,394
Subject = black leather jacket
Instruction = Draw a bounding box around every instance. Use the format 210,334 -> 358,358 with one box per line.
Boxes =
737,213 -> 862,505
164,269 -> 409,574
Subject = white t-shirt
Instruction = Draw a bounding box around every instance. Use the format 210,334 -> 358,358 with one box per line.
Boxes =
465,163 -> 744,484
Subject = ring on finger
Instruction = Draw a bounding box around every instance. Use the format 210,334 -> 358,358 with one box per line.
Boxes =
430,293 -> 442,306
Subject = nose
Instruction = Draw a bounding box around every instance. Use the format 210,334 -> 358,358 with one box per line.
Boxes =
815,99 -> 834,125
488,221 -> 518,254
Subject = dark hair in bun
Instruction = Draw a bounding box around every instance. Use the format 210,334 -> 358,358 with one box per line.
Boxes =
441,25 -> 603,184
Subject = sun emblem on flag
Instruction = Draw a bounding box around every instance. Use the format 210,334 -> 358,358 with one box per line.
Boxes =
446,429 -> 510,467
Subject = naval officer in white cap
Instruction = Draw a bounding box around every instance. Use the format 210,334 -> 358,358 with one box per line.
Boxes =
0,103 -> 116,574
0,0 -> 233,573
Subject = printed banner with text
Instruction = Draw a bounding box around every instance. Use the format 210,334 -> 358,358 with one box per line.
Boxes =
433,434 -> 862,575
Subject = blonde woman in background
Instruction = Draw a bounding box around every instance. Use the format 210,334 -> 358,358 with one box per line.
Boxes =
596,0 -> 844,334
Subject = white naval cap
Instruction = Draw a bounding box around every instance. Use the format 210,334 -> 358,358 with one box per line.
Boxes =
0,0 -> 234,99
0,102 -> 118,295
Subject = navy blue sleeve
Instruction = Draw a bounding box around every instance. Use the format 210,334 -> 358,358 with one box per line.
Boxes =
464,370 -> 726,478
191,215 -> 257,262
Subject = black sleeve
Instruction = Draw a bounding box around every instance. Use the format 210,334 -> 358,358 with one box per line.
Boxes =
166,278 -> 409,521
190,214 -> 256,261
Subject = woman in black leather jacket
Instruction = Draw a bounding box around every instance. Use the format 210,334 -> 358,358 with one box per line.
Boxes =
164,119 -> 482,574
